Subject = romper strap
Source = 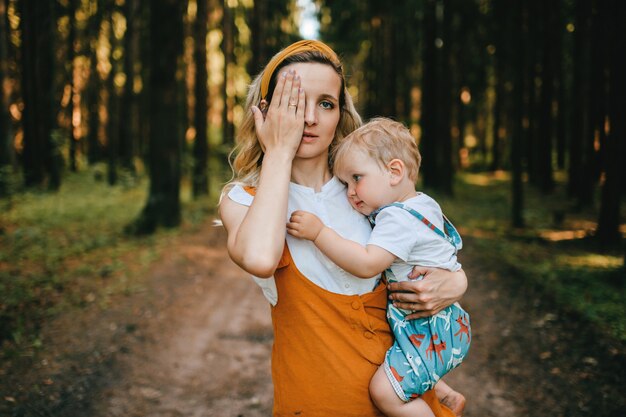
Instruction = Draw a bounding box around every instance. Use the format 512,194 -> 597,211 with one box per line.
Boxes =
368,202 -> 463,252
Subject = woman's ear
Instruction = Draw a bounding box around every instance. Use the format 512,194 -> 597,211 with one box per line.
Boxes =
387,159 -> 405,185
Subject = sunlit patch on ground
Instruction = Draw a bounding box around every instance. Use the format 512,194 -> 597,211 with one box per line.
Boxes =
462,171 -> 510,186
539,229 -> 589,241
557,254 -> 624,269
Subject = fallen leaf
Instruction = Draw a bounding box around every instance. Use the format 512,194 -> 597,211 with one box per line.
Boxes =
139,387 -> 162,400
539,351 -> 552,360
582,357 -> 598,366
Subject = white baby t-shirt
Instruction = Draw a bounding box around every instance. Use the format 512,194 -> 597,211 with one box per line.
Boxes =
367,193 -> 461,283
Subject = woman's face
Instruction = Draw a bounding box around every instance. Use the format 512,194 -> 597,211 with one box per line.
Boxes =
280,62 -> 342,162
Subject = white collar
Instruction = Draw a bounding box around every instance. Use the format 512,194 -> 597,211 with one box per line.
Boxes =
289,176 -> 344,196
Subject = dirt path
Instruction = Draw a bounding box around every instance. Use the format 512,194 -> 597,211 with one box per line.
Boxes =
87,228 -> 275,417
2,224 -> 624,416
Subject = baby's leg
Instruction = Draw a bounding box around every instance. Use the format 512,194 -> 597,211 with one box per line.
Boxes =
370,366 -> 435,417
434,380 -> 466,417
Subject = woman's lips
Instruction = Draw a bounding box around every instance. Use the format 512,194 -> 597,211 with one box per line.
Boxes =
301,132 -> 318,143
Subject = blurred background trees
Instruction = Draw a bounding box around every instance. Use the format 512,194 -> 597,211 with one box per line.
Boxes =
0,0 -> 624,369
0,0 -> 623,248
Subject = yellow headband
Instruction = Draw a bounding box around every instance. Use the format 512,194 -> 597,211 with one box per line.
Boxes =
260,39 -> 341,100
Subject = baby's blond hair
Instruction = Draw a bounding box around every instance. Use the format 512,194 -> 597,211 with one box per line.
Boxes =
332,117 -> 421,182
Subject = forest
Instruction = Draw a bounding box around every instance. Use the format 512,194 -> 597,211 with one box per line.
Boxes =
0,0 -> 624,237
0,0 -> 625,415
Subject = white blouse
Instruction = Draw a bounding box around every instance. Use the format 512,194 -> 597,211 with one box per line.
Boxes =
227,177 -> 380,305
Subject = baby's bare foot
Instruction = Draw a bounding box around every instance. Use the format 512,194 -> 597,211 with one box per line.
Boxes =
439,390 -> 466,417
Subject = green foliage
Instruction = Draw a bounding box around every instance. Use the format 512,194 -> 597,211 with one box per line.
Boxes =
428,173 -> 626,343
0,170 -> 218,351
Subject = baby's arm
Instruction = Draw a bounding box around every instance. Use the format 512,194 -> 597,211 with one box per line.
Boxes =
287,210 -> 396,278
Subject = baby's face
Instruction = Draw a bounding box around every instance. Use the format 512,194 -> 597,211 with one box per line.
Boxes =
335,151 -> 397,216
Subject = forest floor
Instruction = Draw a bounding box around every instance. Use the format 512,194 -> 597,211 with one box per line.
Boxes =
1,220 -> 625,417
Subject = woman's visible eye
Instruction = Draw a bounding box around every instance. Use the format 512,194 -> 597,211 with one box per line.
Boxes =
319,100 -> 335,110
353,174 -> 361,182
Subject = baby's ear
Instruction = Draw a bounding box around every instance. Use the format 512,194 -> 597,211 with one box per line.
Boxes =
387,159 -> 405,185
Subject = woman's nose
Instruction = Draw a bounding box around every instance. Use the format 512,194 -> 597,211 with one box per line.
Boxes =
304,103 -> 317,126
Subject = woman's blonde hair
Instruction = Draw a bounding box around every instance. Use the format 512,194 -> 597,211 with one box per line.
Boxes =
221,46 -> 362,200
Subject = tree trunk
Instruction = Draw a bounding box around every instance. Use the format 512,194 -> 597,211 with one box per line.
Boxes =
421,0 -> 453,194
537,0 -> 556,193
364,4 -> 396,119
138,0 -> 150,163
555,4 -> 569,171
20,0 -> 60,189
128,0 -> 184,234
418,0 -> 455,194
491,75 -> 503,171
119,0 -> 139,174
420,0 -> 437,190
67,0 -> 78,172
568,0 -> 591,200
107,1 -> 121,185
578,0 -> 605,206
524,0 -> 540,188
596,0 -> 625,245
248,0 -> 267,76
396,5 -> 416,124
511,0 -> 525,228
490,0 -> 507,172
0,0 -> 11,195
221,0 -> 235,146
438,0 -> 453,195
193,0 -> 209,197
86,0 -> 103,164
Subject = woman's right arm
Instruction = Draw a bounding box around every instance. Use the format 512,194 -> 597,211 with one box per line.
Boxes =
220,151 -> 293,277
219,70 -> 305,278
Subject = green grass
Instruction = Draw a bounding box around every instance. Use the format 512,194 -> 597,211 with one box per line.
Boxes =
427,172 -> 626,343
0,169 -> 221,352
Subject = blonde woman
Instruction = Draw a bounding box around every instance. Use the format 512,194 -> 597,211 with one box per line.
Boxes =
219,40 -> 467,417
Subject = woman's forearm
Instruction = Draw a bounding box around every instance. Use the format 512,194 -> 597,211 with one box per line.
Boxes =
222,151 -> 293,277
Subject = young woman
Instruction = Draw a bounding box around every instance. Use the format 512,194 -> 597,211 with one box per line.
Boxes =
219,40 -> 467,417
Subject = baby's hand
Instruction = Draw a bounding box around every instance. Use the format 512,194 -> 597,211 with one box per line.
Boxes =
287,210 -> 325,241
